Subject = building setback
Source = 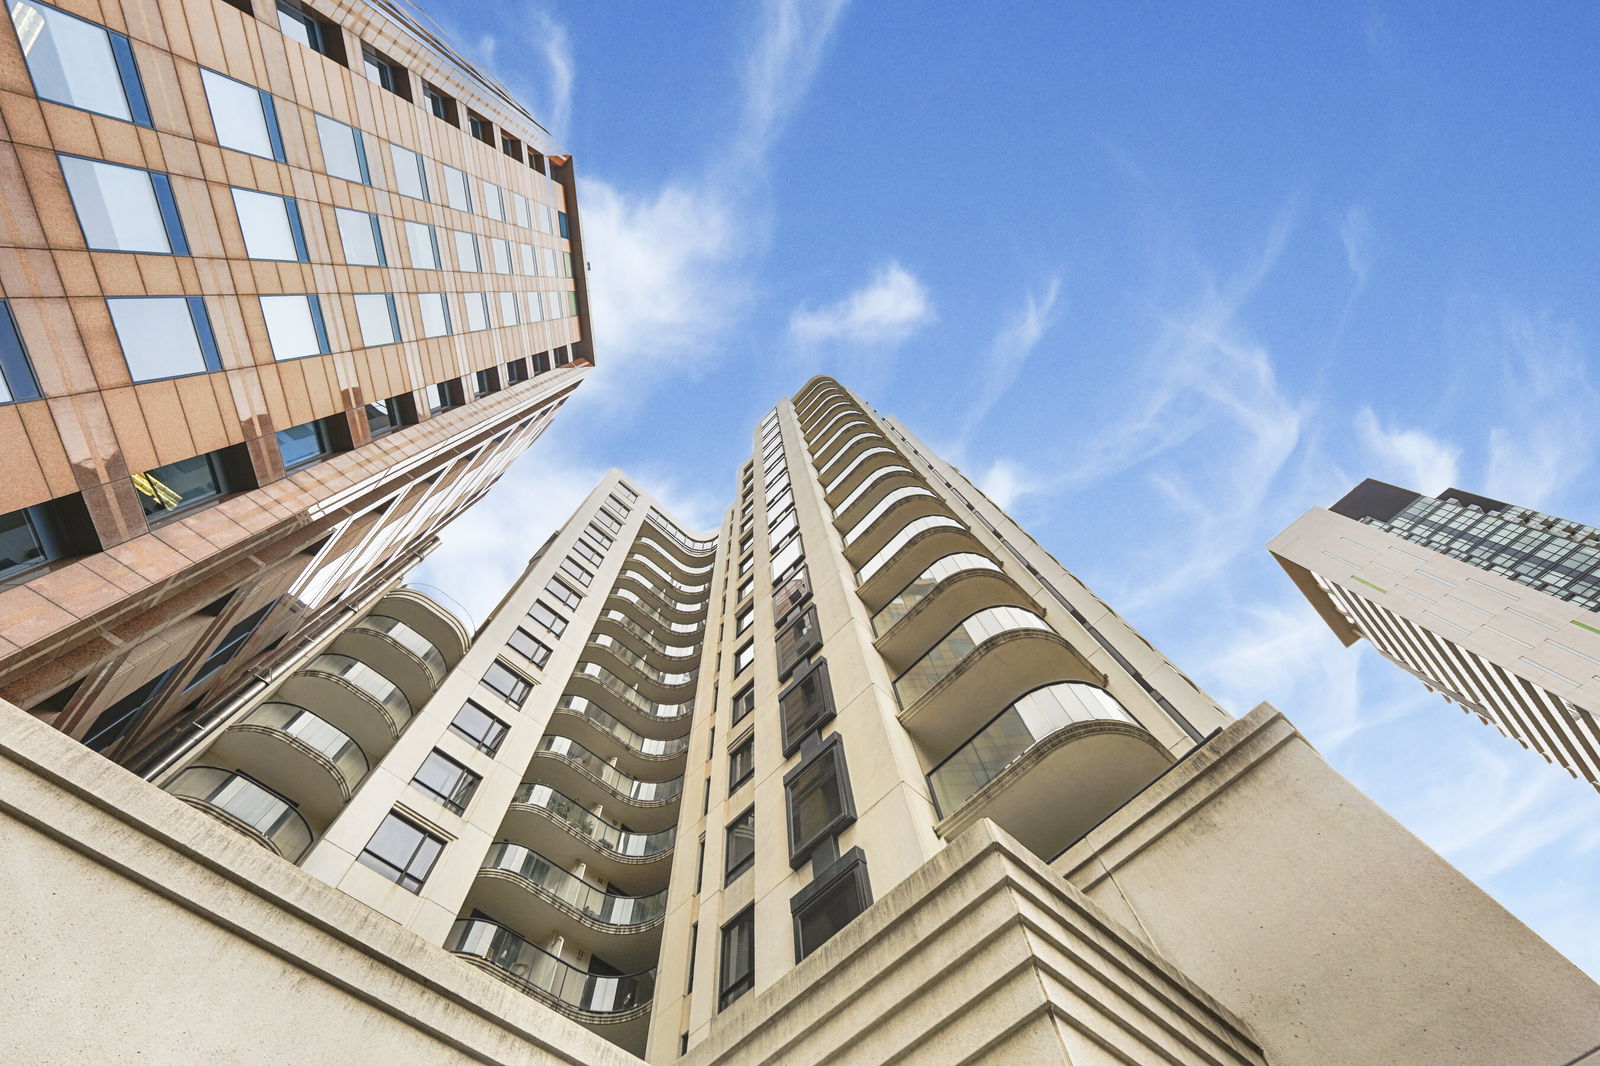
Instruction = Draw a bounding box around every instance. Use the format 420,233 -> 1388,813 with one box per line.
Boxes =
21,376 -> 1595,1065
0,0 -> 595,777
1271,479 -> 1600,790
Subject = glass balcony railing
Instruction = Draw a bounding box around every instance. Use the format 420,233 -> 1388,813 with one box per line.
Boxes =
302,653 -> 412,731
573,661 -> 693,721
587,634 -> 696,688
842,486 -> 936,548
636,532 -> 715,575
447,918 -> 655,1015
824,446 -> 898,497
537,735 -> 684,803
831,463 -> 915,519
625,553 -> 710,594
894,606 -> 1054,707
615,571 -> 705,614
596,609 -> 700,660
645,509 -> 717,555
927,682 -> 1138,816
871,553 -> 1004,636
481,842 -> 668,927
511,783 -> 676,858
610,589 -> 706,636
166,766 -> 312,861
856,515 -> 966,586
810,421 -> 875,464
348,614 -> 448,683
556,696 -> 691,759
239,702 -> 369,792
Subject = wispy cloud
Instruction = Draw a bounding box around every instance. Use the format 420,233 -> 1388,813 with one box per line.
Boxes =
959,276 -> 1062,441
734,0 -> 853,169
1482,310 -> 1597,509
975,458 -> 1044,511
1353,406 -> 1460,493
466,9 -> 574,140
788,261 -> 935,349
1340,205 -> 1375,289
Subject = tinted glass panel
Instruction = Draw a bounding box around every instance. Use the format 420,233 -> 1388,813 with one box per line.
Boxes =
60,157 -> 170,253
109,297 -> 207,381
201,69 -> 276,157
275,420 -> 328,467
12,2 -> 134,121
135,453 -> 223,517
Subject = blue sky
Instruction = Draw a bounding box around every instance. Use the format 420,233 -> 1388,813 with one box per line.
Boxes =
412,0 -> 1600,976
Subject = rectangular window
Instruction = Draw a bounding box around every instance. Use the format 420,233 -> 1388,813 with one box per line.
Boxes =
490,237 -> 513,273
505,358 -> 528,384
500,135 -> 522,162
482,181 -> 505,221
541,247 -> 559,277
573,538 -> 603,566
507,627 -> 552,667
60,156 -> 185,255
719,906 -> 755,1010
417,293 -> 452,337
442,165 -> 472,211
411,750 -> 480,814
738,555 -> 754,577
431,379 -> 464,413
724,807 -> 755,884
277,1 -> 343,63
560,557 -> 593,587
314,114 -> 368,183
275,417 -> 333,468
473,367 -> 499,396
768,506 -> 798,544
773,566 -> 812,626
527,600 -> 567,637
259,294 -> 329,361
785,736 -> 855,867
519,242 -> 538,276
0,302 -> 42,403
729,734 -> 754,792
791,849 -> 871,961
695,836 -> 706,893
134,449 -> 236,518
532,351 -> 551,374
358,813 -> 443,893
586,523 -> 613,549
513,193 -> 533,229
11,1 -> 151,125
0,496 -> 94,579
449,700 -> 508,754
779,659 -> 836,757
334,207 -> 385,266
525,290 -> 545,323
731,683 -> 755,725
559,211 -> 571,239
404,221 -> 440,269
775,606 -> 821,680
497,291 -> 520,326
108,296 -> 220,382
736,605 -> 754,635
738,577 -> 754,603
771,536 -> 804,586
464,292 -> 490,331
353,293 -> 401,347
686,922 -> 698,994
232,186 -> 306,261
200,69 -> 283,160
734,641 -> 754,675
453,230 -> 481,271
481,660 -> 531,706
363,396 -> 409,438
595,510 -> 621,534
423,83 -> 456,124
467,111 -> 492,144
388,143 -> 428,199
545,577 -> 581,609
363,47 -> 409,99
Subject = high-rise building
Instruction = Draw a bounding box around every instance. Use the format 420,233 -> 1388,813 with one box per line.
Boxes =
1271,479 -> 1600,790
3,379 -> 1598,1066
0,0 -> 594,776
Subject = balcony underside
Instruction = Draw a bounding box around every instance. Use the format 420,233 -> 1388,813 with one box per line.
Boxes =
875,569 -> 1041,672
500,803 -> 674,892
463,870 -> 664,972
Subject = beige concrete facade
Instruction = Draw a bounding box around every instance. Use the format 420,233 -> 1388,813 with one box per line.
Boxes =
0,0 -> 594,776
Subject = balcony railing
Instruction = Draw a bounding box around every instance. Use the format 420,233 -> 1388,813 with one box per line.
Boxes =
573,661 -> 692,721
166,766 -> 312,861
625,552 -> 710,594
841,486 -> 936,548
856,515 -> 966,586
645,509 -> 716,554
587,634 -> 696,688
348,614 -> 448,683
511,783 -> 676,858
927,682 -> 1138,816
615,571 -> 706,614
556,696 -> 691,758
824,446 -> 898,497
610,589 -> 707,635
872,553 -> 1003,635
894,606 -> 1054,707
302,653 -> 412,731
596,609 -> 700,660
831,462 -> 915,519
239,702 -> 369,792
481,842 -> 668,927
537,735 -> 684,803
447,918 -> 655,1015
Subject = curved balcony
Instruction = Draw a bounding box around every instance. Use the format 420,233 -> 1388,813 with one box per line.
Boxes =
503,783 -> 675,888
871,553 -> 1043,670
447,918 -> 652,1051
801,398 -> 854,435
813,428 -> 886,481
895,606 -> 1105,761
929,683 -> 1172,859
823,446 -> 905,502
613,571 -> 706,618
166,766 -> 312,862
377,587 -> 470,667
644,509 -> 717,557
207,702 -> 368,827
594,609 -> 700,663
635,528 -> 716,572
334,614 -> 447,711
831,463 -> 919,527
806,411 -> 869,455
609,588 -> 707,638
794,378 -> 845,418
553,696 -> 690,772
274,653 -> 412,761
465,843 -> 666,971
625,552 -> 710,595
570,662 -> 693,730
855,515 -> 990,608
532,736 -> 683,831
585,635 -> 697,695
841,486 -> 948,565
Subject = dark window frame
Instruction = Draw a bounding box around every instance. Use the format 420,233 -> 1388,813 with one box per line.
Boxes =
718,904 -> 756,1011
775,605 -> 821,680
357,811 -> 444,892
724,805 -> 755,885
783,734 -> 856,869
480,659 -> 532,706
790,847 -> 872,962
728,731 -> 754,792
448,700 -> 508,754
507,626 -> 552,667
410,748 -> 481,814
778,658 -> 836,758
731,682 -> 755,726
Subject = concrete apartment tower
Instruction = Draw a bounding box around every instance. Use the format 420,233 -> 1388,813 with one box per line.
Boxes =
1271,479 -> 1600,790
58,376 -> 1597,1065
0,0 -> 596,779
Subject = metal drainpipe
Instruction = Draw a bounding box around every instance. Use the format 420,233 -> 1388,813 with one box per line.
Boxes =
138,547 -> 431,786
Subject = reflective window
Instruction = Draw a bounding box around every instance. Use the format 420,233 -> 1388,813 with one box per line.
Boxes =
442,164 -> 472,211
463,292 -> 489,331
452,230 -> 480,271
358,813 -> 444,893
363,47 -> 408,98
732,683 -> 755,725
542,246 -> 558,276
364,397 -> 403,438
404,221 -> 440,269
734,641 -> 754,674
334,207 -> 384,266
200,69 -> 281,159
527,600 -> 567,636
277,1 -> 339,62
422,84 -> 455,123
481,181 -> 505,221
314,114 -> 368,183
232,187 -> 305,261
388,143 -> 428,200
729,734 -> 754,791
0,302 -> 42,403
776,606 -> 821,680
353,293 -> 400,347
0,507 -> 46,577
513,193 -> 533,228
545,577 -> 581,609
525,289 -> 545,322
134,451 -> 227,517
10,1 -> 149,124
792,852 -> 871,961
108,297 -> 220,382
430,379 -> 463,413
259,295 -> 328,361
893,606 -> 1052,708
497,291 -> 520,326
60,156 -> 183,254
449,700 -> 508,754
518,242 -> 537,275
736,605 -> 753,635
719,906 -> 755,1010
785,738 -> 854,866
417,293 -> 451,337
275,418 -> 332,468
779,660 -> 835,756
572,538 -> 603,566
411,750 -> 479,814
481,660 -> 531,706
490,237 -> 513,273
724,807 -> 755,884
507,627 -> 552,667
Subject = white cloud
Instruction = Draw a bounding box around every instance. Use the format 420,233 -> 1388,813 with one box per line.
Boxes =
960,277 -> 1062,441
531,12 -> 575,138
788,261 -> 935,348
733,0 -> 853,169
1340,205 -> 1375,288
1353,407 -> 1461,494
1482,311 -> 1597,509
975,458 -> 1044,511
